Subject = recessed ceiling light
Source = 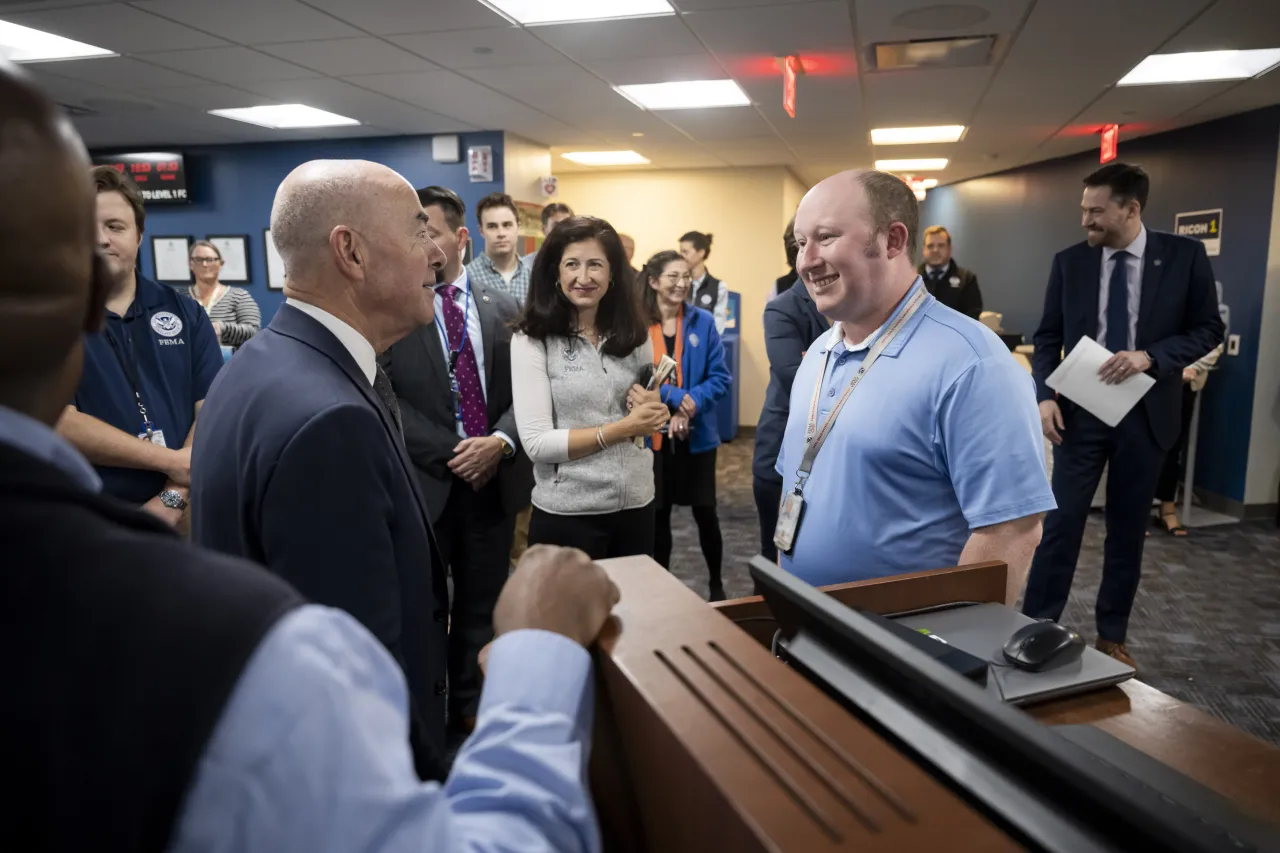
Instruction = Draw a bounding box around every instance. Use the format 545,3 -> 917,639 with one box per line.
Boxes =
208,104 -> 360,129
870,125 -> 965,145
482,0 -> 674,26
632,131 -> 645,137
1118,48 -> 1280,85
562,150 -> 650,166
875,158 -> 948,172
0,20 -> 115,62
616,79 -> 750,110
920,178 -> 939,188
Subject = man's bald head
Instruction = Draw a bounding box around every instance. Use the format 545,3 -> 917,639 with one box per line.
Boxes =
0,60 -> 99,419
270,158 -> 444,352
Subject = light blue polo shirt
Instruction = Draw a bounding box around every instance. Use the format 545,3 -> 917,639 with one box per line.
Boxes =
775,278 -> 1055,587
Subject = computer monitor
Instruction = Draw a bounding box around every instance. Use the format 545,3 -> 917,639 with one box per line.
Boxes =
748,556 -> 1276,853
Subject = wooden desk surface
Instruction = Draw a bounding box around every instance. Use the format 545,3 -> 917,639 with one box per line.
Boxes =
696,560 -> 1280,827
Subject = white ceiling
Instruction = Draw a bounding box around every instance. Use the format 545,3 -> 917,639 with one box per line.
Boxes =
6,0 -> 1280,185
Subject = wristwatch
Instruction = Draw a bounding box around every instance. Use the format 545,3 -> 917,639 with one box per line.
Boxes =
496,435 -> 515,458
158,489 -> 189,511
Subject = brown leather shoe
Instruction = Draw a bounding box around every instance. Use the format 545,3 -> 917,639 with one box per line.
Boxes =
1096,639 -> 1136,671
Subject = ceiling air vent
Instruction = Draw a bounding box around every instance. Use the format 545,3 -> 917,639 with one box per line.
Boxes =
871,36 -> 995,70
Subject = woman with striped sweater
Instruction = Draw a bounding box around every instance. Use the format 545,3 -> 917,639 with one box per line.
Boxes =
183,240 -> 261,349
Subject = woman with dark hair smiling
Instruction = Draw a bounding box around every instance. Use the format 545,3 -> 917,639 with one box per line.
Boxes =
643,249 -> 731,600
511,216 -> 670,559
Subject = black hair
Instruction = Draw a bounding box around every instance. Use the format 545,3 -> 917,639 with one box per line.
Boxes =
679,230 -> 713,259
417,185 -> 465,231
540,202 -> 573,229
1083,163 -> 1149,212
640,249 -> 683,324
783,216 -> 797,270
515,216 -> 647,358
475,191 -> 517,226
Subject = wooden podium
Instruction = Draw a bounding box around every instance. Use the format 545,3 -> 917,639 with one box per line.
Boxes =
589,556 -> 1280,852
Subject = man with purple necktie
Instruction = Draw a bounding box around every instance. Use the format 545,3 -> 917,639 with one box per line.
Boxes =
380,186 -> 532,738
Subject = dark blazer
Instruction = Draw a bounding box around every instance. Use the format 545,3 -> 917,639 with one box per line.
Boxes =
191,303 -> 449,776
1032,229 -> 1224,450
918,259 -> 983,319
379,277 -> 533,523
753,278 -> 830,482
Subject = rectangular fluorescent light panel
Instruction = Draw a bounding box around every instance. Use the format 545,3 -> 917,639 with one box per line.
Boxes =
616,79 -> 750,110
870,125 -> 965,145
875,158 -> 948,172
562,150 -> 650,166
208,104 -> 360,129
0,20 -> 115,62
1118,48 -> 1280,85
484,0 -> 674,26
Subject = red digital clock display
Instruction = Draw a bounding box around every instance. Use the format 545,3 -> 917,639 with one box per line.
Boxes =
91,152 -> 189,203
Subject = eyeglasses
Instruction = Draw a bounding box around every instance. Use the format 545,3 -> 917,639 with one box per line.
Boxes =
191,257 -> 222,266
661,272 -> 693,284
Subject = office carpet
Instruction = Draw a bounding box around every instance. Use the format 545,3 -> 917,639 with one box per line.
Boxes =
666,432 -> 1280,747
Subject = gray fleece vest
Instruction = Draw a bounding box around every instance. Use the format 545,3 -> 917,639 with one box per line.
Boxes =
534,334 -> 655,515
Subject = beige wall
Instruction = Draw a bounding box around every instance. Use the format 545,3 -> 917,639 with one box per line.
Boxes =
557,166 -> 805,425
503,133 -> 551,205
783,169 -> 807,232
1245,139 -> 1280,504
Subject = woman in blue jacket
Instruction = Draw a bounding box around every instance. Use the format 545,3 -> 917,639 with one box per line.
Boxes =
641,250 -> 732,601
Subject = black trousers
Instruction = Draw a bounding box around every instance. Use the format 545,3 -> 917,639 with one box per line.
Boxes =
528,503 -> 656,561
1155,385 -> 1198,503
753,475 -> 783,564
655,503 -> 723,586
434,477 -> 515,723
1021,405 -> 1166,643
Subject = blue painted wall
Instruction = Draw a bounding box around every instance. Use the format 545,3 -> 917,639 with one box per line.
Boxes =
94,131 -> 505,320
922,107 -> 1280,503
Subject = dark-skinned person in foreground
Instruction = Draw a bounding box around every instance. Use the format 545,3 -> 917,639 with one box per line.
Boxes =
0,58 -> 615,853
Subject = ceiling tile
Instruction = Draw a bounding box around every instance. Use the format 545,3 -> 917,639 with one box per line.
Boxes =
684,1 -> 853,56
1072,81 -> 1237,128
38,57 -> 213,89
1162,0 -> 1280,53
244,76 -> 476,133
343,69 -> 560,130
585,53 -> 726,85
6,4 -> 230,52
863,66 -> 993,127
258,38 -> 440,76
301,0 -> 509,35
146,84 -> 277,111
534,16 -> 705,62
389,26 -> 562,69
1177,71 -> 1280,126
852,0 -> 1032,43
139,47 -> 321,85
462,60 -> 605,96
673,0 -> 824,8
130,0 -> 362,44
663,106 -> 774,140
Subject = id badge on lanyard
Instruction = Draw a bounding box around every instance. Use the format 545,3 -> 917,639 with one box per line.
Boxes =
773,288 -> 927,555
106,312 -> 166,446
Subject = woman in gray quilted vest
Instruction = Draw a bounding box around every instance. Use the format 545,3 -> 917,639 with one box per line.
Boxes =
511,217 -> 670,559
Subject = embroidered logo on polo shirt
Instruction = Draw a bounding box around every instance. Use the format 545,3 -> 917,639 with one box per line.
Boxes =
151,311 -> 183,337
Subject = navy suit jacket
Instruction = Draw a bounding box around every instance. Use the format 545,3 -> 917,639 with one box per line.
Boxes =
753,278 -> 829,481
1032,229 -> 1224,450
191,304 -> 449,777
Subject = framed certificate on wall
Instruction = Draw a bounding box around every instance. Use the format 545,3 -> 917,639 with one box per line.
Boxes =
263,229 -> 286,291
151,235 -> 191,283
208,234 -> 249,283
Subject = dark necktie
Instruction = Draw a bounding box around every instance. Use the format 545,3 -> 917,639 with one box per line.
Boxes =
372,363 -> 403,435
1105,250 -> 1131,353
437,284 -> 488,437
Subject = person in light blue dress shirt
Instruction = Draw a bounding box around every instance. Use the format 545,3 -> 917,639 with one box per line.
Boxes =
776,170 -> 1055,604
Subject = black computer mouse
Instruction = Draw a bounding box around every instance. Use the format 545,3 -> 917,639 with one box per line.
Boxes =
1003,621 -> 1085,672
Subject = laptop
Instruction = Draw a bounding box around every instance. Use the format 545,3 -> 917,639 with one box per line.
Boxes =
894,603 -> 1135,706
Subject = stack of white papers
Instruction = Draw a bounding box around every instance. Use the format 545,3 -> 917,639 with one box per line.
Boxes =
1046,336 -> 1154,427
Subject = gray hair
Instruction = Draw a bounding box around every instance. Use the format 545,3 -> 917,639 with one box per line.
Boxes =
269,160 -> 373,277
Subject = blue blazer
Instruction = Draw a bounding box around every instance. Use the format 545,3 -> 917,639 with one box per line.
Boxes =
191,304 -> 449,778
752,279 -> 829,481
659,305 -> 731,454
1032,230 -> 1224,450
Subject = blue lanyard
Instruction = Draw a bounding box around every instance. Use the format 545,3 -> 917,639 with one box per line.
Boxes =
433,279 -> 471,373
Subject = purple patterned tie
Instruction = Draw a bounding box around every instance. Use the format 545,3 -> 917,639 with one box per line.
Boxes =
438,283 -> 488,437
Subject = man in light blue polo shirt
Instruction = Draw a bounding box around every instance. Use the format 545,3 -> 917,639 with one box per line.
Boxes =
776,170 -> 1055,603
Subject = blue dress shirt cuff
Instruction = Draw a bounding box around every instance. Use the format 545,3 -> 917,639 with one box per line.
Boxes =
479,630 -> 593,729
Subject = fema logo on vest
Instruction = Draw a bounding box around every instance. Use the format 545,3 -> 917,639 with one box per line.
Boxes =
151,311 -> 185,346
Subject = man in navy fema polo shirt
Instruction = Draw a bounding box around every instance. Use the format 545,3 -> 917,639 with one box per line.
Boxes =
57,166 -> 221,525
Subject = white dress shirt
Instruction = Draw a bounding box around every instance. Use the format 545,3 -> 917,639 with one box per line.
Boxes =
286,298 -> 376,385
1098,225 -> 1147,352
